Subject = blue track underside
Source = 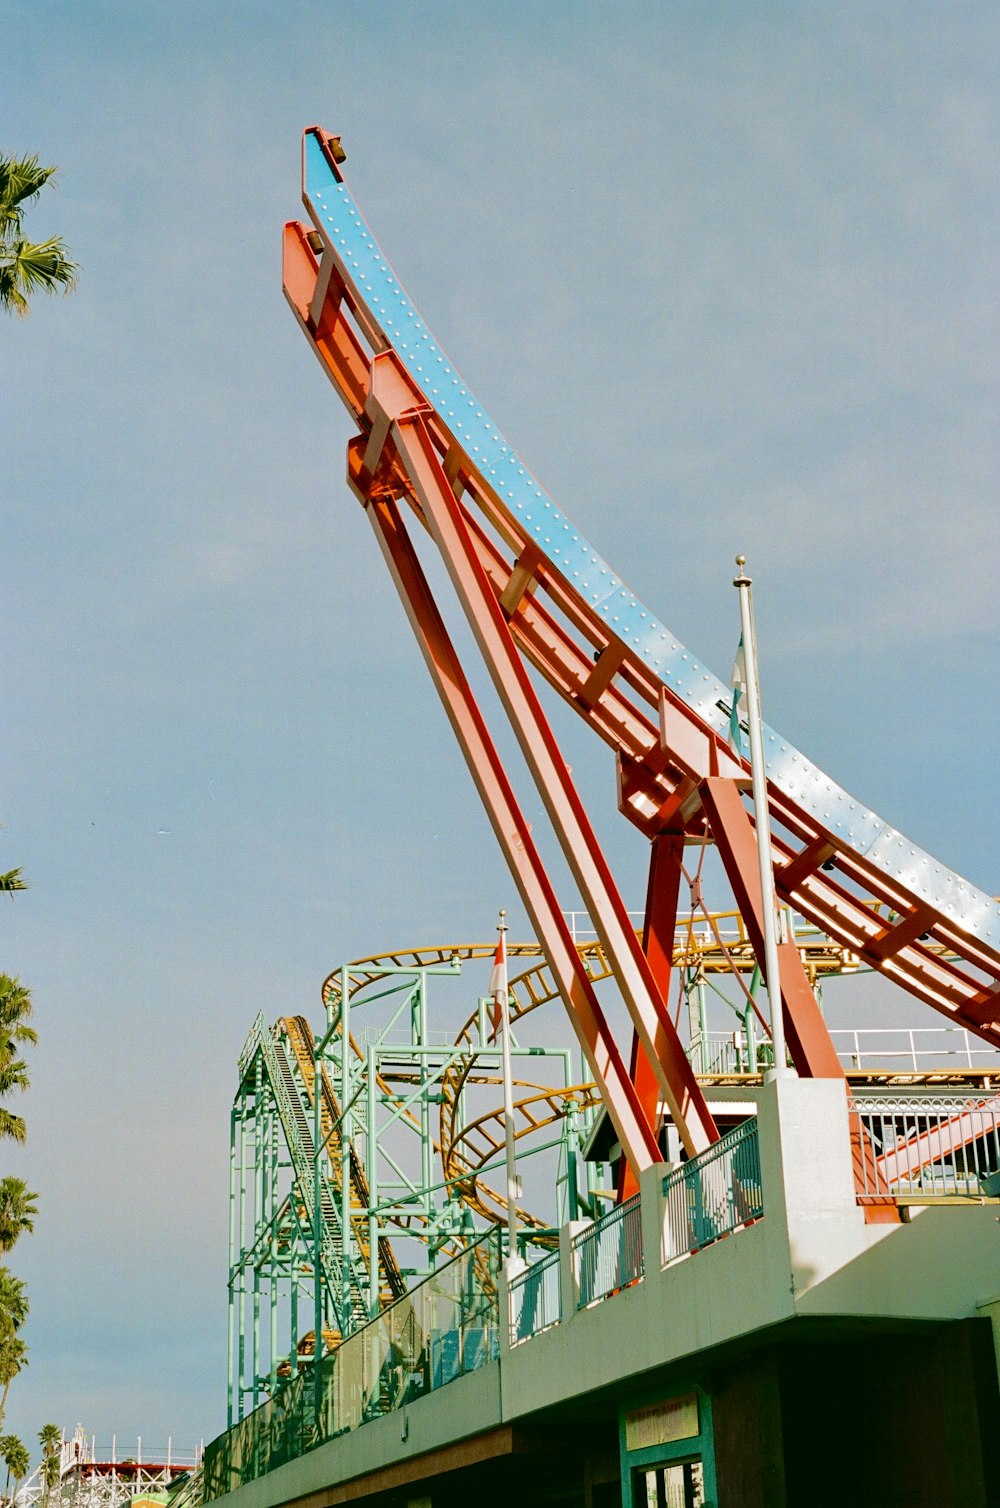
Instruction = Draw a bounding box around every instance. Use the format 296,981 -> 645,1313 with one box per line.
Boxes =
303,132 -> 999,948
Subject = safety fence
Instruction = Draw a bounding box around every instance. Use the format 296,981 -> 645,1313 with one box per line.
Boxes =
574,1192 -> 644,1308
508,1247 -> 561,1344
204,1230 -> 502,1500
698,1026 -> 1000,1078
849,1093 -> 1000,1201
663,1119 -> 763,1263
833,1027 -> 1000,1073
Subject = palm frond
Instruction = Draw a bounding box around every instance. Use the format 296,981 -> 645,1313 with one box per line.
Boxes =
0,155 -> 55,232
0,1062 -> 30,1098
0,237 -> 77,315
0,873 -> 26,897
0,1112 -> 26,1146
0,978 -> 33,1023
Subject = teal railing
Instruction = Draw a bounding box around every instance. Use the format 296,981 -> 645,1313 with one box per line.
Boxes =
205,1230 -> 502,1500
508,1248 -> 561,1343
662,1118 -> 762,1262
573,1193 -> 643,1308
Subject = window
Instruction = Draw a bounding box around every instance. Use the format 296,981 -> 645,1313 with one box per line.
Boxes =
637,1459 -> 704,1508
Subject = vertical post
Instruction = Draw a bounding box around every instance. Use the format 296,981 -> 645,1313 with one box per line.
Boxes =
227,1104 -> 238,1428
268,1099 -> 278,1395
564,1096 -> 580,1222
340,964 -> 352,1333
236,1102 -> 247,1421
290,1239 -> 299,1377
496,912 -> 520,1270
367,1044 -> 379,1317
733,556 -> 792,1080
313,999 -> 327,1418
418,973 -> 434,1225
312,1007 -> 325,1426
744,993 -> 758,1075
252,1062 -> 263,1409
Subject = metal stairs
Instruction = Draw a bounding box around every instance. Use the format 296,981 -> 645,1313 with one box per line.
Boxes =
241,1013 -> 370,1337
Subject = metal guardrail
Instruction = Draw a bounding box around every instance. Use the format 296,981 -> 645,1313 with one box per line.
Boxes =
662,1119 -> 763,1262
508,1248 -> 561,1343
205,1230 -> 501,1500
833,1028 -> 1000,1072
850,1093 -> 1000,1201
573,1193 -> 643,1308
699,1026 -> 1000,1077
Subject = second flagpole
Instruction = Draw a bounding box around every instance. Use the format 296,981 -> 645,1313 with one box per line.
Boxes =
732,558 -> 792,1080
495,910 -> 520,1266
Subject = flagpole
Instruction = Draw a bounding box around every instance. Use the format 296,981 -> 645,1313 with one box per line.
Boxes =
732,557 -> 792,1080
496,910 -> 520,1265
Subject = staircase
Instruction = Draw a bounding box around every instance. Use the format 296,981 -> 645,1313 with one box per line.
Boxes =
241,1013 -> 370,1336
283,1016 -> 406,1305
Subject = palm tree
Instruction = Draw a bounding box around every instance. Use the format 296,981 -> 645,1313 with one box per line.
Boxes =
0,980 -> 34,1058
0,1183 -> 36,1255
37,1426 -> 60,1505
1,1434 -> 29,1506
0,1271 -> 27,1340
0,1340 -> 27,1434
36,1428 -> 59,1457
0,155 -> 77,316
0,979 -> 35,1143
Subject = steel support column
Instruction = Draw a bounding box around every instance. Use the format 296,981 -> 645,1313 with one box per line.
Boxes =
371,397 -> 717,1157
620,832 -> 687,1200
699,776 -> 844,1080
361,488 -> 662,1177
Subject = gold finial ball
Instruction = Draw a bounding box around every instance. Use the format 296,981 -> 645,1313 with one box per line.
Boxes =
736,554 -> 746,568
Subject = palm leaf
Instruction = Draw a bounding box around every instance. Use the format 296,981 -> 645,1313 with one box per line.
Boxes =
0,236 -> 77,316
0,155 -> 55,232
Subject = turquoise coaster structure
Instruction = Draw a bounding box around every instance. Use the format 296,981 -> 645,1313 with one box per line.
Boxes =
224,909 -> 964,1430
227,940 -> 606,1427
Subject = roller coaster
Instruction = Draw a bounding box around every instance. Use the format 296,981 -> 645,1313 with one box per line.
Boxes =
226,127 -> 1000,1427
229,912 -> 866,1420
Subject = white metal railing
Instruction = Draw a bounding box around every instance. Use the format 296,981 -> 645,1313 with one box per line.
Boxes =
698,1030 -> 761,1075
832,1028 -> 1000,1072
850,1093 -> 1000,1201
563,910 -> 645,945
356,1026 -> 452,1048
573,1193 -> 643,1308
697,1026 -> 1000,1078
663,1119 -> 763,1262
59,1436 -> 204,1470
508,1248 -> 561,1344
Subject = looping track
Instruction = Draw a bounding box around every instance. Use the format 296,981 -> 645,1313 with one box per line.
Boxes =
312,916 -> 864,1235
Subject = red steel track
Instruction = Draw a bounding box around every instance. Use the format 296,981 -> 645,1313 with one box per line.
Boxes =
282,128 -> 1000,1187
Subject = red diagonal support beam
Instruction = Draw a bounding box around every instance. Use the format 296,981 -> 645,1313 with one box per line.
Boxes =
619,832 -> 687,1201
699,776 -> 844,1081
358,483 -> 661,1177
367,384 -> 717,1156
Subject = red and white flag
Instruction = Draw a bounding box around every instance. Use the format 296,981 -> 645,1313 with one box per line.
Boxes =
489,928 -> 508,1040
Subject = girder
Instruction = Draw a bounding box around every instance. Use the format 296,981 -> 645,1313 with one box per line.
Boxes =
283,124 -> 1000,1168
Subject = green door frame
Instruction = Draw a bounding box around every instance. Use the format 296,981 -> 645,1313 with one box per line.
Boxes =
619,1385 -> 717,1508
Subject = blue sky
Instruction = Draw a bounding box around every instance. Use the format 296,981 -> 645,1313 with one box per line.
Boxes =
2,0 -> 998,1456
